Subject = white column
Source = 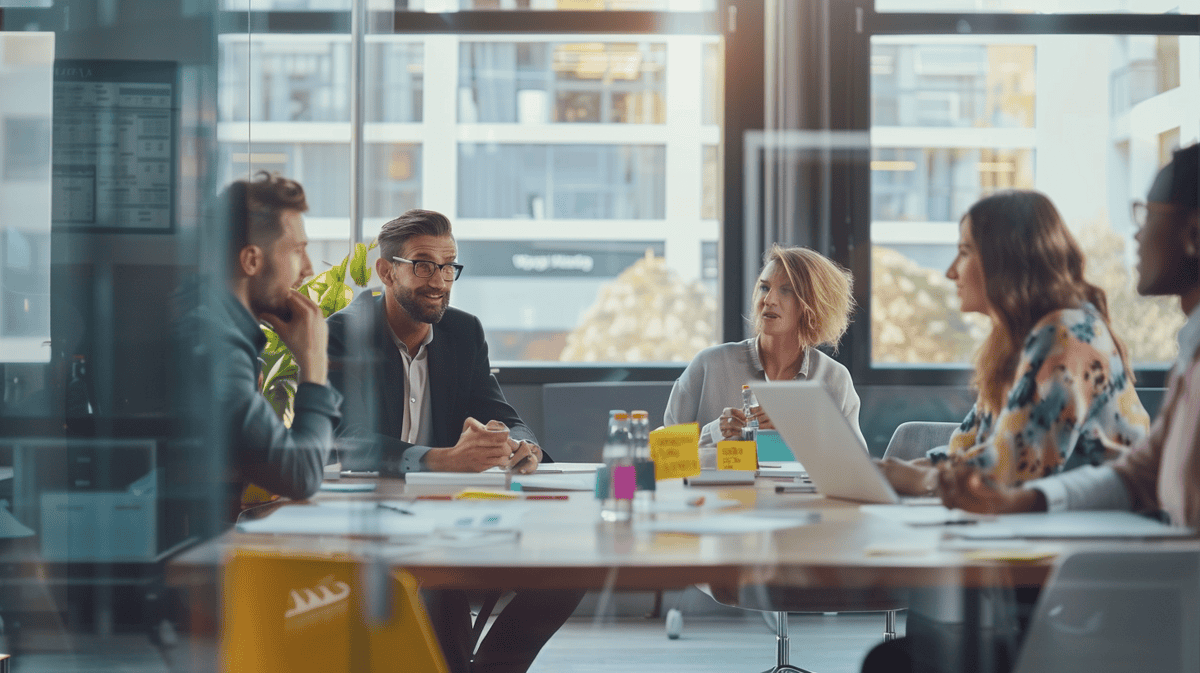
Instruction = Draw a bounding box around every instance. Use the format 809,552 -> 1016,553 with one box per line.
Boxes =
664,35 -> 705,283
423,35 -> 459,218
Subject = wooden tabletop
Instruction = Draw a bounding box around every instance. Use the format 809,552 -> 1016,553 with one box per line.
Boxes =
165,476 -> 1197,594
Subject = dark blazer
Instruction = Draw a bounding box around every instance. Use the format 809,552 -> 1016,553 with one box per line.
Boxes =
326,291 -> 543,474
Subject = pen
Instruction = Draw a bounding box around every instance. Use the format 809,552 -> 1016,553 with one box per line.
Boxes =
775,485 -> 818,494
524,495 -> 568,500
377,503 -> 415,516
909,519 -> 979,527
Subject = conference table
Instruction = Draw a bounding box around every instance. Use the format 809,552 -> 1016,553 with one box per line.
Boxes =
171,472 -> 1084,596
165,469 -> 1200,671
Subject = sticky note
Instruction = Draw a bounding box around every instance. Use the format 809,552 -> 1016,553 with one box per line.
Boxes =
716,440 -> 757,471
613,465 -> 637,500
650,423 -> 702,480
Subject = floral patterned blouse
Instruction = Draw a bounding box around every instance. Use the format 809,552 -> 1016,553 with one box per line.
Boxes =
928,303 -> 1151,486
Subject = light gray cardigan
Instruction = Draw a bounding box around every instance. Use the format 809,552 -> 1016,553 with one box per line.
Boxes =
664,338 -> 865,448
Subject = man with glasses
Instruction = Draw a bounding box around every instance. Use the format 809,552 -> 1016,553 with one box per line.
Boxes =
327,208 -> 543,475
326,209 -> 581,673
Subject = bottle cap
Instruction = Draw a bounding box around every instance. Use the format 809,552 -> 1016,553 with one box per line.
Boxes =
613,411 -> 629,420
631,410 -> 649,419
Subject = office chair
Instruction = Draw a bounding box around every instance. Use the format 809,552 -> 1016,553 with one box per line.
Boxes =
221,548 -> 448,673
1012,548 -> 1200,673
710,584 -> 905,673
880,421 -> 959,462
693,420 -> 954,671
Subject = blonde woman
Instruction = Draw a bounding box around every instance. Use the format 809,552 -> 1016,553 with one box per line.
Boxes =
664,244 -> 864,448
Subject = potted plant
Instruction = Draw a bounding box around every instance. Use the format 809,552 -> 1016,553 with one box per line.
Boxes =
259,240 -> 377,422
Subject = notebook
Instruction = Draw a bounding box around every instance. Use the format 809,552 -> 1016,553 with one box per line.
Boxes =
752,380 -> 901,504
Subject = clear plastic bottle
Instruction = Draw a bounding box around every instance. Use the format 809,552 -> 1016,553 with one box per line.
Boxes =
629,410 -> 651,460
741,384 -> 758,442
630,410 -> 655,507
600,410 -> 633,522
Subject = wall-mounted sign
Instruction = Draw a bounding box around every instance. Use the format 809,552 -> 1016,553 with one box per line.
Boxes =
457,240 -> 665,278
51,59 -> 177,233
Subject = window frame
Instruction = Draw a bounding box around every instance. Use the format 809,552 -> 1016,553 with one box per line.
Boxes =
221,6 -> 726,384
844,5 -> 1200,389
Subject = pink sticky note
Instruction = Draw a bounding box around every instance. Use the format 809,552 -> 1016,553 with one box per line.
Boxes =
613,465 -> 637,500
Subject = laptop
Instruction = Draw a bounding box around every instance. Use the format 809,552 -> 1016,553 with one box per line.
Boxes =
752,380 -> 902,504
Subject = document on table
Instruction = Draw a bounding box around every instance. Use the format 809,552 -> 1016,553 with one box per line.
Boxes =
404,464 -> 599,491
637,511 -> 819,535
860,504 -> 986,526
946,511 -> 1193,540
236,500 -> 534,537
236,501 -> 436,537
756,461 -> 806,479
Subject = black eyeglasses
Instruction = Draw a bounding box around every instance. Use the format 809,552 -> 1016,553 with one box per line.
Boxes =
391,256 -> 463,281
1131,201 -> 1148,230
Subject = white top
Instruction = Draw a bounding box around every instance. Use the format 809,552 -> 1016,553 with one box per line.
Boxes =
664,337 -> 865,448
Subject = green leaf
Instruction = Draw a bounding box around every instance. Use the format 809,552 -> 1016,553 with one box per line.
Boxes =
328,257 -> 348,284
349,242 -> 371,287
319,280 -> 353,317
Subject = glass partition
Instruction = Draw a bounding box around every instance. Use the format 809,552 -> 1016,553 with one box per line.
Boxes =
0,1 -> 226,670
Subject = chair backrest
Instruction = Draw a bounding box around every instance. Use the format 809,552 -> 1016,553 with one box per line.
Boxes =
541,382 -> 675,462
1013,548 -> 1200,673
881,421 -> 959,462
221,548 -> 448,673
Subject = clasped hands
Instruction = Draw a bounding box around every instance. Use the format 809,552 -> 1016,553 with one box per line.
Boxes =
426,417 -> 541,473
872,457 -> 1045,514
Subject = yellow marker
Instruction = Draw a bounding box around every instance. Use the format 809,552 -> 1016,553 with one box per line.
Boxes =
649,423 -> 702,480
716,440 -> 757,471
454,490 -> 520,500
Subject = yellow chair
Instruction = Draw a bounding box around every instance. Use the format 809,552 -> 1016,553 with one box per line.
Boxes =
221,548 -> 448,673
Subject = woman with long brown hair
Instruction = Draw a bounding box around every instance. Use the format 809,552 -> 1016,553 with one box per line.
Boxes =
880,190 -> 1151,494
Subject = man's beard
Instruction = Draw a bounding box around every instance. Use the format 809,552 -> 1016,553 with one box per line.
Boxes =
248,258 -> 292,318
395,284 -> 449,324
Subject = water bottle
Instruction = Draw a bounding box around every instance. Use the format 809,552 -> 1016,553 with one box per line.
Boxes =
630,410 -> 655,506
741,384 -> 758,442
600,410 -> 633,522
630,410 -> 650,460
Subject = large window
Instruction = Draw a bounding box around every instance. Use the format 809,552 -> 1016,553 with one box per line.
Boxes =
866,29 -> 1199,372
219,21 -> 721,364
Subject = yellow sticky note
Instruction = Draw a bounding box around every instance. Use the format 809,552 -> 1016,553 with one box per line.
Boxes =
649,423 -> 702,480
716,440 -> 757,471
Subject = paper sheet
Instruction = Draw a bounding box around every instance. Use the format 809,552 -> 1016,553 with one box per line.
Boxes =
946,511 -> 1192,540
860,504 -> 984,526
236,502 -> 436,537
638,512 -> 818,535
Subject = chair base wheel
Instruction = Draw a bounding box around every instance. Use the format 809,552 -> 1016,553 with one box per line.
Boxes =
665,608 -> 683,639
